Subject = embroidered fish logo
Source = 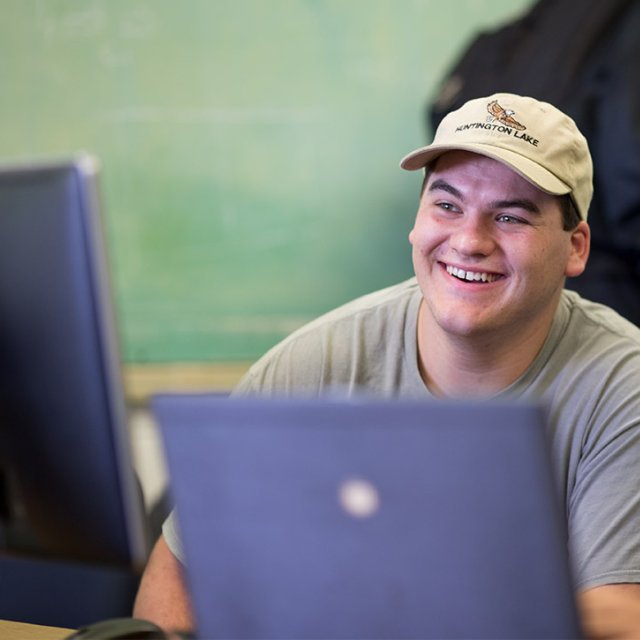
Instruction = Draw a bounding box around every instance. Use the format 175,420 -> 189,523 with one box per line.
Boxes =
486,99 -> 526,131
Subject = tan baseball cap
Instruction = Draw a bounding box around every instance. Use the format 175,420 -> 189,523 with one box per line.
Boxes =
400,93 -> 593,221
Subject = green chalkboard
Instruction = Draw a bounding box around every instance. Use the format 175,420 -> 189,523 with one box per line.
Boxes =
1,0 -> 533,363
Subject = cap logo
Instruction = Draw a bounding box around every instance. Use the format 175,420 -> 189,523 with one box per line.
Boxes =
486,99 -> 525,131
453,99 -> 539,147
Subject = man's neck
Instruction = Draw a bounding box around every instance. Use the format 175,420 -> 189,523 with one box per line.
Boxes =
416,300 -> 556,398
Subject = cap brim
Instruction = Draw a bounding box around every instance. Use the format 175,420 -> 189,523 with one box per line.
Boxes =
400,143 -> 571,196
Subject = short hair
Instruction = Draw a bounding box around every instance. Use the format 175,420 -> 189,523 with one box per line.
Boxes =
559,195 -> 581,231
419,171 -> 582,231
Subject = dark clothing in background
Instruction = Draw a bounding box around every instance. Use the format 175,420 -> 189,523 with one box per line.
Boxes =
430,0 -> 640,325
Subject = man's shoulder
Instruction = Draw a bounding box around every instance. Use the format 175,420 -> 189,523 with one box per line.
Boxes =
274,276 -> 419,351
295,277 -> 420,333
561,289 -> 640,345
535,290 -> 640,396
234,278 -> 421,395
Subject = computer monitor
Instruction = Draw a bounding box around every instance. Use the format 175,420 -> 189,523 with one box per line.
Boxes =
0,155 -> 148,571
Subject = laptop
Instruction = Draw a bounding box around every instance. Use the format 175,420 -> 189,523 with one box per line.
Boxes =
153,394 -> 581,639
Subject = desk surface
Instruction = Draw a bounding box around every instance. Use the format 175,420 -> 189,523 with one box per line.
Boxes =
0,619 -> 72,639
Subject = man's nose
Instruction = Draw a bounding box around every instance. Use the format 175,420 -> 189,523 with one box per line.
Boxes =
450,216 -> 496,257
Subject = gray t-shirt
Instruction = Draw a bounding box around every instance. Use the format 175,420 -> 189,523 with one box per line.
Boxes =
164,277 -> 640,590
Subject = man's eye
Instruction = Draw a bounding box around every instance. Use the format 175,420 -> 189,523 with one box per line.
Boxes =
437,202 -> 457,212
497,213 -> 526,224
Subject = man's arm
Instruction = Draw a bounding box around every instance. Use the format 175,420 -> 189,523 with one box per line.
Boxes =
133,535 -> 195,634
579,584 -> 640,639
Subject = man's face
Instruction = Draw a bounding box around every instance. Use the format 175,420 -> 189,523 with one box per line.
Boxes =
409,150 -> 589,342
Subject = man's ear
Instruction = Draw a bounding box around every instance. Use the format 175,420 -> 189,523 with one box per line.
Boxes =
565,221 -> 590,278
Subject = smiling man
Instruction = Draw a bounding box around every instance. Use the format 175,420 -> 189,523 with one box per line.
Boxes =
135,94 -> 640,638
409,149 -> 589,398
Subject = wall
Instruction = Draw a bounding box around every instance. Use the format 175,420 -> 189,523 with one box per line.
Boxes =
1,0 -> 533,391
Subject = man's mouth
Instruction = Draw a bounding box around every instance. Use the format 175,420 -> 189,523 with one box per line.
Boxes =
445,264 -> 500,283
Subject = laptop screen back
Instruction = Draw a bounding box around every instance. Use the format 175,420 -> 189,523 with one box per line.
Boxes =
154,394 -> 580,639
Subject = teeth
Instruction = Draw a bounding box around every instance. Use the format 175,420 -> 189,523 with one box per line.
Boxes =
446,265 -> 498,283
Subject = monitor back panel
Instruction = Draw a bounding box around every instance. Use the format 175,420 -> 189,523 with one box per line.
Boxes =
0,156 -> 147,567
